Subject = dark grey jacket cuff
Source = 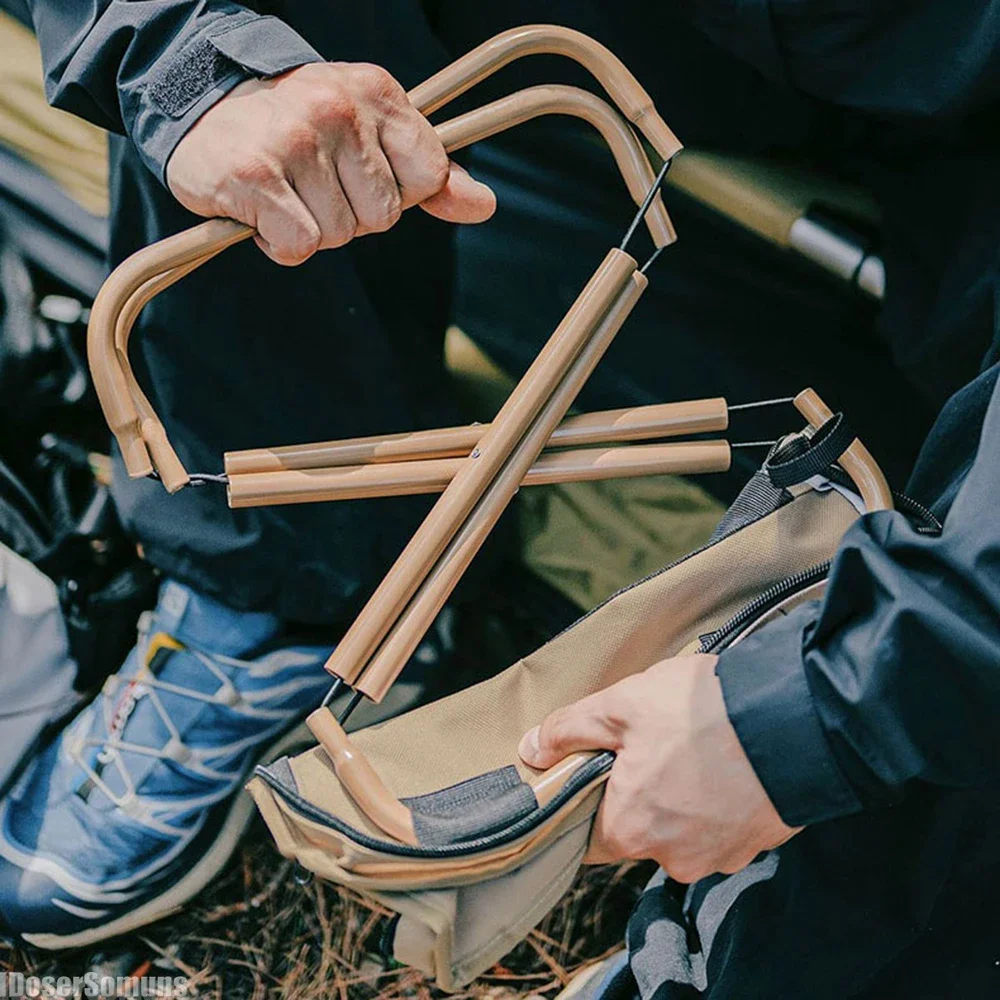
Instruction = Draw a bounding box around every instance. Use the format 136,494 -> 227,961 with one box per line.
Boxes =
134,12 -> 323,185
715,603 -> 863,827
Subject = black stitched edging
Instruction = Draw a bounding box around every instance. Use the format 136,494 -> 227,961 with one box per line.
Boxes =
254,752 -> 614,859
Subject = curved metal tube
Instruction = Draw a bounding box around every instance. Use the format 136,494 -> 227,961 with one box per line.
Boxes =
793,388 -> 894,512
88,219 -> 248,488
225,440 -> 732,507
408,23 -> 681,162
436,85 -> 674,247
306,706 -> 603,848
88,24 -> 681,490
113,254 -> 223,487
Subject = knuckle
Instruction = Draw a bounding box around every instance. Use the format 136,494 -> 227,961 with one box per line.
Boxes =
605,685 -> 642,732
301,227 -> 322,256
669,866 -> 694,884
232,154 -> 283,190
280,245 -> 311,267
395,135 -> 448,199
666,858 -> 706,885
334,97 -> 362,133
365,192 -> 402,233
267,244 -> 304,267
284,223 -> 321,263
614,819 -> 648,859
211,187 -> 246,224
540,711 -> 570,752
719,852 -> 754,876
367,209 -> 401,234
353,62 -> 401,99
422,145 -> 450,191
328,226 -> 358,249
602,698 -> 630,733
283,123 -> 320,161
308,90 -> 359,133
325,214 -> 358,249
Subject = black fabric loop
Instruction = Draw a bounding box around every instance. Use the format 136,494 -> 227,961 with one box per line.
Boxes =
767,413 -> 855,489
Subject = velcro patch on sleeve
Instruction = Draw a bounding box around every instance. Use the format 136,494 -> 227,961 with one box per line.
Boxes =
148,36 -> 239,119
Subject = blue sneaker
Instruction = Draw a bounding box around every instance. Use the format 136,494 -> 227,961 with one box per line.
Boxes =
0,580 -> 337,948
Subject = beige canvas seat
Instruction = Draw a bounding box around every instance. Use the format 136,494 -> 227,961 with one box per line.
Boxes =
247,457 -> 865,987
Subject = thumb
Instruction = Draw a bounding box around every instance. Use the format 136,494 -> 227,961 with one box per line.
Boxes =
419,161 -> 496,224
518,689 -> 623,770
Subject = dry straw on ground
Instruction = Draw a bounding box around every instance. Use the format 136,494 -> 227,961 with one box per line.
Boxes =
2,570 -> 649,999
2,826 -> 652,1000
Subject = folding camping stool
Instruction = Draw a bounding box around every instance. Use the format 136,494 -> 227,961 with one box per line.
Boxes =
87,25 -> 905,989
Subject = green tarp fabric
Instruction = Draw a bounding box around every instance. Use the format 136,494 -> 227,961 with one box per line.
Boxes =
0,11 -> 108,216
444,325 -> 724,609
518,476 -> 723,609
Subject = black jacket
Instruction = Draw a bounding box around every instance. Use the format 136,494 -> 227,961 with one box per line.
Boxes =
690,0 -> 1000,828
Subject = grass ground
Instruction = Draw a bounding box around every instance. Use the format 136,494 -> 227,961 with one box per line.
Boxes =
3,823 -> 653,999
1,569 -> 652,999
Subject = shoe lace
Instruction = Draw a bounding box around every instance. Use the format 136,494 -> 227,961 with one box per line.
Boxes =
68,619 -> 315,833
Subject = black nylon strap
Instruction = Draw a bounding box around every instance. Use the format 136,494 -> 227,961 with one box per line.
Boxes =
767,413 -> 855,489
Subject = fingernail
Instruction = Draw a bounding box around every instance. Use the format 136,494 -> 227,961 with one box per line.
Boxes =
518,726 -> 541,765
454,171 -> 491,195
474,178 -> 497,201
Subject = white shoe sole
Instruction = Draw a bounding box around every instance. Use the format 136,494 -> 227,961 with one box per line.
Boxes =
21,681 -> 422,950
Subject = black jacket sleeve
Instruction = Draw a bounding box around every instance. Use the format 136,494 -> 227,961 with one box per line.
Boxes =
716,363 -> 1000,827
23,1 -> 323,183
679,0 -> 1000,118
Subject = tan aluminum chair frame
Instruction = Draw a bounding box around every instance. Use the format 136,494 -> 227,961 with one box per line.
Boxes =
226,439 -> 734,507
91,83 -> 675,491
224,396 -> 734,506
225,398 -> 731,473
87,28 -> 691,721
86,25 -> 894,851
88,25 -> 685,493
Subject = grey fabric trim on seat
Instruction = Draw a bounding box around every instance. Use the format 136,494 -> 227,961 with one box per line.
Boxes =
403,765 -> 538,847
263,756 -> 298,794
707,469 -> 791,544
